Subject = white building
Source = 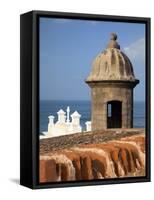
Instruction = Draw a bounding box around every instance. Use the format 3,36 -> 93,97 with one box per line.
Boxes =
40,106 -> 91,139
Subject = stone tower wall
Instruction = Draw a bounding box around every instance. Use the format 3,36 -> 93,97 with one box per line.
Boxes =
90,83 -> 133,130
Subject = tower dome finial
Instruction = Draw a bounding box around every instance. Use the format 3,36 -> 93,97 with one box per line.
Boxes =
107,33 -> 120,49
110,32 -> 117,41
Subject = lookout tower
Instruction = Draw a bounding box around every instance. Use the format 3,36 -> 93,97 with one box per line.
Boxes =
86,33 -> 139,131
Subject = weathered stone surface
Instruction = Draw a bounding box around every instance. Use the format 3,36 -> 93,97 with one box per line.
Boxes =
39,129 -> 145,183
40,129 -> 144,154
86,33 -> 137,82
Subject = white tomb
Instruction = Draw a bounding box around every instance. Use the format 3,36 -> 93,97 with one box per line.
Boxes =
85,121 -> 91,132
40,106 -> 88,139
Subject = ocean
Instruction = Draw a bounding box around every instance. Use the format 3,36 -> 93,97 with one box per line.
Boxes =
39,100 -> 145,133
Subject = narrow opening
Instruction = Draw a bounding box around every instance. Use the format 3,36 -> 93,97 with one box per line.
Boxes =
107,101 -> 122,128
107,104 -> 112,117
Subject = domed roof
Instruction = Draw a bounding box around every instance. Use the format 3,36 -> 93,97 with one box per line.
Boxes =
86,33 -> 137,82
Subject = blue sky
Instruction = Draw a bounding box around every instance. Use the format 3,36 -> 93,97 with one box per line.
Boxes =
40,17 -> 145,101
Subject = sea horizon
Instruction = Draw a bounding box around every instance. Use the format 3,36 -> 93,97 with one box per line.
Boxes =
39,100 -> 145,133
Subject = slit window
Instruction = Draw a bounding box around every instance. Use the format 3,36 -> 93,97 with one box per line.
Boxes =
108,103 -> 112,117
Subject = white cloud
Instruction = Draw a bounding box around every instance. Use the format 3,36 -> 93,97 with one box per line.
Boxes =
124,38 -> 145,63
89,21 -> 99,25
53,18 -> 72,23
52,18 -> 99,25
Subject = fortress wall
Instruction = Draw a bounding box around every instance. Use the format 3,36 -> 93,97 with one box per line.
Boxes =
39,129 -> 145,182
